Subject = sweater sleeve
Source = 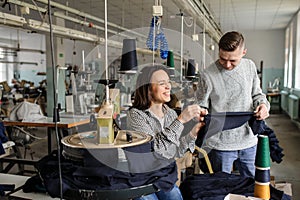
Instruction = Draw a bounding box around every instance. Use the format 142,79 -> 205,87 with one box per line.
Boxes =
196,71 -> 212,109
178,133 -> 196,156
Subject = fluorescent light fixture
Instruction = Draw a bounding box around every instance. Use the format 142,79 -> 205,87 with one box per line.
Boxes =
27,19 -> 99,42
0,11 -> 26,27
26,19 -> 130,50
192,34 -> 199,41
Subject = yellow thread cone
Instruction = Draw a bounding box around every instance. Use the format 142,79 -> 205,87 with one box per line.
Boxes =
254,182 -> 270,200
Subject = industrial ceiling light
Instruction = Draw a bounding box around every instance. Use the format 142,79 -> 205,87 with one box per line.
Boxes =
27,19 -> 100,42
192,18 -> 198,41
0,11 -> 26,27
209,37 -> 215,51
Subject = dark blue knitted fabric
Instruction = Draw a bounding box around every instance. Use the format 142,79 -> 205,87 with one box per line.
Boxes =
195,112 -> 284,163
0,184 -> 15,196
179,172 -> 291,200
33,144 -> 177,198
0,122 -> 8,155
196,112 -> 255,147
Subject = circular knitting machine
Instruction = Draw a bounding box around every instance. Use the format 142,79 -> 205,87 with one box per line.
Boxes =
61,130 -> 152,162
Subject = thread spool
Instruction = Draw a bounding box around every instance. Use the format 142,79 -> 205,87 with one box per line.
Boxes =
255,135 -> 270,168
186,59 -> 196,78
255,167 -> 271,183
167,50 -> 175,77
167,50 -> 175,68
119,39 -> 137,74
254,182 -> 270,200
254,135 -> 271,200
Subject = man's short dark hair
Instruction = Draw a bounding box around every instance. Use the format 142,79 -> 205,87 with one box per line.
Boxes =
218,31 -> 244,51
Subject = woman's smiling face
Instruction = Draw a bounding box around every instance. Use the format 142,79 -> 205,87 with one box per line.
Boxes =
150,69 -> 171,104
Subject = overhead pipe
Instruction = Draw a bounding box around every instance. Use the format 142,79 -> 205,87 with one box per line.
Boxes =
32,0 -> 146,39
191,0 -> 222,40
171,0 -> 222,42
192,0 -> 222,36
187,0 -> 222,41
0,60 -> 38,65
0,45 -> 45,53
0,12 -> 158,56
5,0 -> 191,59
7,0 -> 141,39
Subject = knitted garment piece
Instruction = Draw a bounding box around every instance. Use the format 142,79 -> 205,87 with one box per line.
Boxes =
196,112 -> 284,163
196,112 -> 255,147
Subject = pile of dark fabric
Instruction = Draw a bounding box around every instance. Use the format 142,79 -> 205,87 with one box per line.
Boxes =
179,172 -> 291,200
0,184 -> 15,196
249,119 -> 284,163
23,144 -> 178,199
0,122 -> 8,155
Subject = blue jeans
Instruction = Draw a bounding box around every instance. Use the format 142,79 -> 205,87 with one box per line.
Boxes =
134,184 -> 183,200
209,145 -> 257,177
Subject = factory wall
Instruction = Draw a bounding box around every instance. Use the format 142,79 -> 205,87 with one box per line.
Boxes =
243,30 -> 285,94
0,27 -> 46,87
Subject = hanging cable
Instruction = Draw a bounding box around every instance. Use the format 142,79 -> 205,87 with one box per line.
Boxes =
183,17 -> 194,27
152,17 -> 156,65
47,0 -> 63,199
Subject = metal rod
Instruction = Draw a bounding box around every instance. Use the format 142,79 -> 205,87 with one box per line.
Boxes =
180,12 -> 184,82
104,0 -> 109,102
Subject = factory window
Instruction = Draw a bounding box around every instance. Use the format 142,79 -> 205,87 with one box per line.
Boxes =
0,48 -> 4,59
284,26 -> 293,88
0,47 -> 14,84
0,47 -> 6,81
294,13 -> 300,89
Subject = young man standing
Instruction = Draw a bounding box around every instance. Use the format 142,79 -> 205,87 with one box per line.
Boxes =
196,31 -> 270,177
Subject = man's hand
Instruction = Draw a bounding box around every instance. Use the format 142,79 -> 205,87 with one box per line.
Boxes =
254,104 -> 269,120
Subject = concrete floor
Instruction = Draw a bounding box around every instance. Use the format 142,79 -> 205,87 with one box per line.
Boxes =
1,113 -> 299,199
267,113 -> 300,199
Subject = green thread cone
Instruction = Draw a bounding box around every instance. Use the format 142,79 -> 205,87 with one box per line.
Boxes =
167,51 -> 175,68
255,135 -> 271,168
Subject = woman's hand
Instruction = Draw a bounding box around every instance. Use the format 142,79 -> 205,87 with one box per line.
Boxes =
190,121 -> 206,138
177,105 -> 208,124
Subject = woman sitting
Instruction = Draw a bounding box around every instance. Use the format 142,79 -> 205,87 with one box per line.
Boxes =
127,64 -> 207,200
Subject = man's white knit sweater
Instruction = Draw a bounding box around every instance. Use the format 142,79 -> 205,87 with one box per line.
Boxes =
196,58 -> 270,151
